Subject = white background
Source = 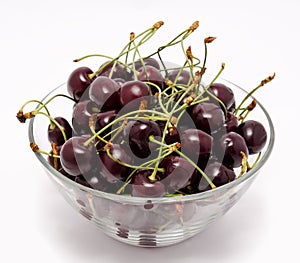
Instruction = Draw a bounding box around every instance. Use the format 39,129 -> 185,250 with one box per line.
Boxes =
1,0 -> 299,262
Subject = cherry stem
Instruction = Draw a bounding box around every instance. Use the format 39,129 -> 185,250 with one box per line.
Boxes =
131,31 -> 157,80
83,109 -> 170,147
238,99 -> 257,122
234,73 -> 275,115
238,151 -> 249,178
125,32 -> 135,65
145,21 -> 199,60
33,94 -> 75,120
88,23 -> 163,80
148,135 -> 179,150
199,36 -> 217,85
181,44 -> 195,82
144,82 -> 169,115
105,147 -> 164,172
147,73 -> 201,182
51,142 -> 60,170
175,149 -> 216,189
30,142 -> 60,158
201,63 -> 227,116
73,53 -> 114,63
116,148 -> 176,195
19,99 -> 51,118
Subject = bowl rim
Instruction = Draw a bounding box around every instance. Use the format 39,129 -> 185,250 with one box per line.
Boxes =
28,78 -> 275,204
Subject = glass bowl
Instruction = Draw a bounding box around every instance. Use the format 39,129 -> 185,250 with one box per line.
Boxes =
28,76 -> 274,247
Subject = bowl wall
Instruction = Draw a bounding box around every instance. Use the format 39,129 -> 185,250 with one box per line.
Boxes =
28,76 -> 274,247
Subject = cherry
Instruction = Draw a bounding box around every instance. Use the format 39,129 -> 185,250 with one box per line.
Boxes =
94,110 -> 118,135
132,57 -> 160,70
198,161 -> 236,192
89,76 -> 120,110
113,78 -> 126,87
67,67 -> 94,101
180,128 -> 213,168
118,80 -> 150,108
48,117 -> 72,146
72,100 -> 99,135
224,111 -> 239,133
128,120 -> 162,159
97,61 -> 130,80
157,121 -> 180,145
167,69 -> 191,85
236,120 -> 267,154
216,131 -> 249,168
60,135 -> 98,177
137,65 -> 165,93
99,144 -> 132,183
159,156 -> 196,191
177,169 -> 202,195
188,102 -> 225,135
208,83 -> 235,110
131,170 -> 166,197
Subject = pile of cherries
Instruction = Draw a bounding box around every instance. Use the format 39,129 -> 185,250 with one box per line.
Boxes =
17,21 -> 272,198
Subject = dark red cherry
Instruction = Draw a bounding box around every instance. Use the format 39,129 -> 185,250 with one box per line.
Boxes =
113,78 -> 126,87
118,80 -> 150,108
181,128 -> 213,168
132,57 -> 160,70
198,161 -> 236,192
60,135 -> 98,177
167,69 -> 191,85
131,170 -> 166,197
157,121 -> 180,145
99,144 -> 132,183
67,67 -> 94,101
89,76 -> 120,110
208,83 -> 235,110
224,111 -> 239,132
94,110 -> 118,135
188,102 -> 225,134
237,120 -> 267,154
128,120 -> 162,159
72,100 -> 99,135
178,169 -> 202,195
97,61 -> 129,79
137,65 -> 165,93
48,117 -> 72,146
159,156 -> 196,191
216,132 -> 249,168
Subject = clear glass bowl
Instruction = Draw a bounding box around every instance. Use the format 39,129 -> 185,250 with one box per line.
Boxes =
28,76 -> 274,247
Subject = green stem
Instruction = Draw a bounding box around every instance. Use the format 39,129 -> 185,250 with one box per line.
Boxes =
234,85 -> 260,115
19,99 -> 51,117
83,109 -> 170,147
35,94 -> 75,113
147,76 -> 201,182
105,147 -> 164,172
116,149 -> 173,195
